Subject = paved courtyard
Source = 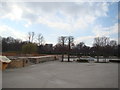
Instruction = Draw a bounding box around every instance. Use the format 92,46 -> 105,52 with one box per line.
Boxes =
2,61 -> 118,88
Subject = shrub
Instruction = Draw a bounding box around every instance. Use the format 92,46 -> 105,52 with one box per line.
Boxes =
22,43 -> 37,54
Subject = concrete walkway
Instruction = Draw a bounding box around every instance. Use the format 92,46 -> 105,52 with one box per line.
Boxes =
3,61 -> 118,88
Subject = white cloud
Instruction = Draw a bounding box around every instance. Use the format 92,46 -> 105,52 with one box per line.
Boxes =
0,25 -> 27,40
93,23 -> 118,37
0,3 -> 23,21
0,2 -> 110,31
74,23 -> 118,46
1,2 -> 116,46
74,36 -> 95,46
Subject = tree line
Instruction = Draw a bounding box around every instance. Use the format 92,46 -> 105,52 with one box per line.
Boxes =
57,36 -> 119,62
1,32 -> 119,60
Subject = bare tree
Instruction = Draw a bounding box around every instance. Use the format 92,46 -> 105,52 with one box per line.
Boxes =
76,42 -> 85,58
58,36 -> 67,62
31,32 -> 35,43
27,32 -> 35,43
109,40 -> 117,47
28,32 -> 31,43
77,42 -> 85,50
37,33 -> 45,46
67,36 -> 74,62
109,40 -> 117,56
93,36 -> 110,62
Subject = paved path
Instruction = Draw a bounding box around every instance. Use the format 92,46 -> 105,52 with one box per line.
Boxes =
3,61 -> 118,88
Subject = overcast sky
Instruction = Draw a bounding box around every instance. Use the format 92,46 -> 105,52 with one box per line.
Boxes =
0,1 -> 119,46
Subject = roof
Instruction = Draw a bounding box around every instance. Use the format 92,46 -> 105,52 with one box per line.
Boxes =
0,56 -> 11,63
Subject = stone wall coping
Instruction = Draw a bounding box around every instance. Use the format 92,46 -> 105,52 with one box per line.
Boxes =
18,55 -> 56,59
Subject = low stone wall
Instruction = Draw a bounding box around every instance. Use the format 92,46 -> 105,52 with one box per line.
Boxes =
7,58 -> 30,69
0,61 -> 2,70
7,55 -> 59,69
35,56 -> 56,63
23,58 -> 30,67
7,60 -> 23,68
28,56 -> 57,64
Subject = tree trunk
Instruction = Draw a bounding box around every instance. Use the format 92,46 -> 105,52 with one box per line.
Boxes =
97,55 -> 99,62
61,54 -> 64,62
68,53 -> 70,62
68,39 -> 70,62
61,40 -> 64,62
97,45 -> 99,62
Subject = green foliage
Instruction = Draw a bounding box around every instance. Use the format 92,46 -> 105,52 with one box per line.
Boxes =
22,43 -> 37,54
